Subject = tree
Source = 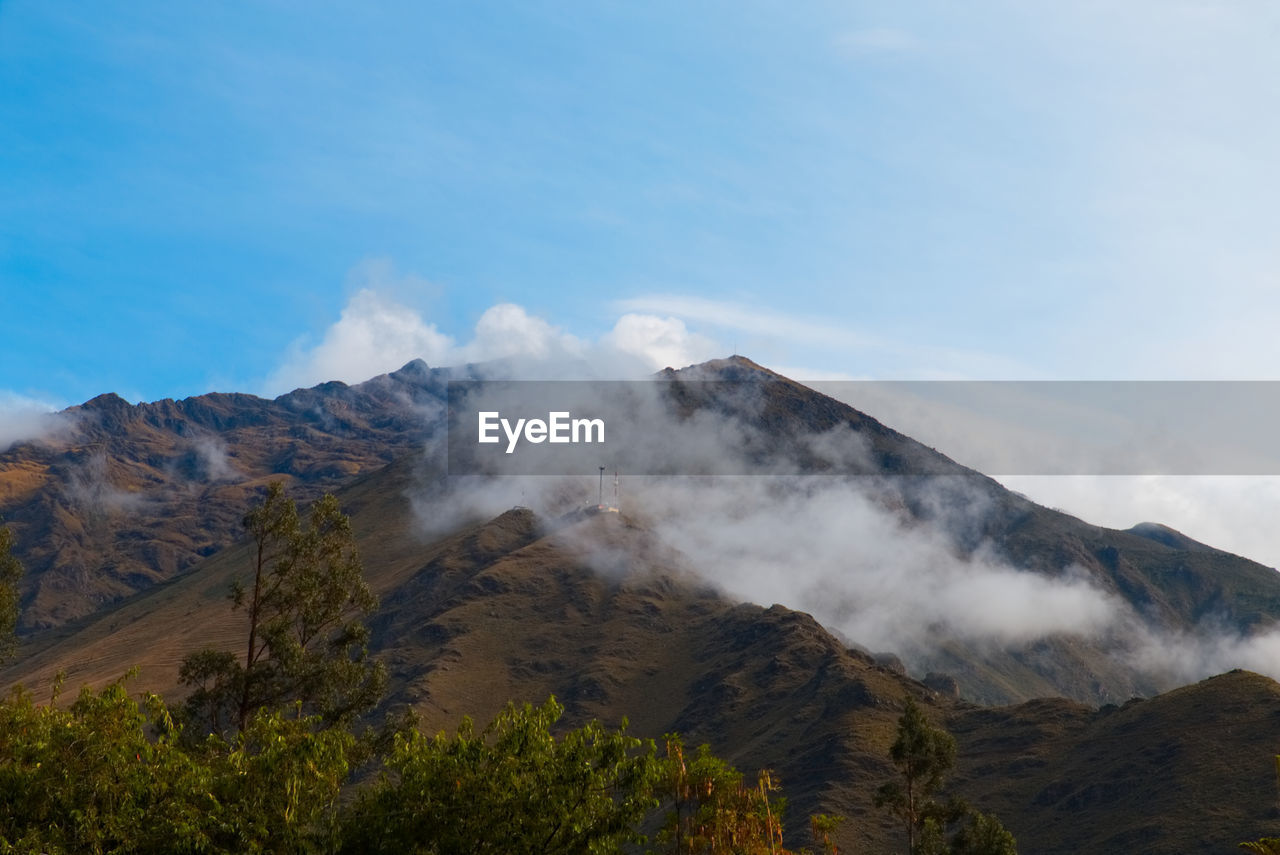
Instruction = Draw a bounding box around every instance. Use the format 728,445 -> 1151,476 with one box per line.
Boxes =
655,735 -> 796,855
875,697 -> 957,854
339,696 -> 661,855
948,812 -> 1017,855
0,522 -> 21,665
205,705 -> 355,853
179,482 -> 385,737
874,696 -> 1017,855
0,676 -> 353,854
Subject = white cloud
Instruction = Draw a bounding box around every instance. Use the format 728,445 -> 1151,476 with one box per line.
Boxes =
0,391 -> 65,451
266,272 -> 1045,398
998,475 -> 1280,570
265,288 -> 454,393
616,294 -> 879,353
63,450 -> 149,515
628,477 -> 1121,651
455,303 -> 584,365
264,282 -> 732,394
616,294 -> 1036,380
601,313 -> 718,371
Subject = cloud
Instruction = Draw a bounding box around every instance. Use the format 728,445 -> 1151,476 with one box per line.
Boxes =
0,391 -> 68,452
265,264 -> 1040,399
421,374 -> 1280,696
62,451 -> 149,516
188,434 -> 240,484
621,476 -> 1121,653
263,284 -> 727,395
1126,621 -> 1280,688
998,475 -> 1280,570
456,303 -> 585,365
616,294 -> 879,353
601,313 -> 718,372
614,294 -> 1036,380
266,288 -> 454,393
424,381 -> 1123,659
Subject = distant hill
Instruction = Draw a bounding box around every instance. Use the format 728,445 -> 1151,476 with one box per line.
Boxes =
951,669 -> 1280,853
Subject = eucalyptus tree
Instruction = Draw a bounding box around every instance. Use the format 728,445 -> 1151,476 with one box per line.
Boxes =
180,482 -> 385,738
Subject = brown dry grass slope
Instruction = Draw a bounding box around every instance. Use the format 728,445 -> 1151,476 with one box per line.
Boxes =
6,452 -> 1280,853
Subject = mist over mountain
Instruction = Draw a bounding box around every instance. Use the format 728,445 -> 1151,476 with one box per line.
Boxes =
4,432 -> 1279,853
5,355 -> 1280,711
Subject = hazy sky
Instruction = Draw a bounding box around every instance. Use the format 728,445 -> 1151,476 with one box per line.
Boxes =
4,2 -> 1280,560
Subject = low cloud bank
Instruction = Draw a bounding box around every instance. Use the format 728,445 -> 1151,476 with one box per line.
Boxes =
624,476 -> 1121,653
416,381 -> 1280,695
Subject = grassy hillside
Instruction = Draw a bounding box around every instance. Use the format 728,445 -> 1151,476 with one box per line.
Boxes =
952,669 -> 1280,852
6,450 -> 1280,853
0,360 -> 449,631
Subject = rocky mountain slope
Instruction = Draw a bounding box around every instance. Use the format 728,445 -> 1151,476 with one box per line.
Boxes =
4,450 -> 1278,853
0,359 -> 449,630
4,354 -> 1280,710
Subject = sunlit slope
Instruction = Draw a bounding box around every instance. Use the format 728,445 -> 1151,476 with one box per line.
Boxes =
0,360 -> 449,631
5,446 -> 1280,853
0,454 -> 926,851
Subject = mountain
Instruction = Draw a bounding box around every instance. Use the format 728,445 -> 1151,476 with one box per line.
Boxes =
0,359 -> 450,631
6,356 -> 1280,710
650,359 -> 1280,704
951,668 -> 1280,852
4,451 -> 1278,853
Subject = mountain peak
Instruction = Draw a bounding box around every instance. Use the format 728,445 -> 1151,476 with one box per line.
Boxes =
1126,522 -> 1214,553
662,354 -> 780,383
389,358 -> 432,380
81,392 -> 132,410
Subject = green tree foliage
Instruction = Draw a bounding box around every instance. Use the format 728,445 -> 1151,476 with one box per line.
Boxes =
948,812 -> 1017,855
179,482 -> 385,737
0,678 -> 352,854
0,523 -> 21,664
203,707 -> 354,853
875,697 -> 958,854
340,696 -> 660,855
875,696 -> 1017,855
2,677 -> 853,854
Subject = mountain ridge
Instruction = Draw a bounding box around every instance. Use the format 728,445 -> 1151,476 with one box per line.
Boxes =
4,354 -> 1280,709
0,359 -> 454,630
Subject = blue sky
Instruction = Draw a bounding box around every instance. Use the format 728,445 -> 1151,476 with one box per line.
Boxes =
5,2 -> 1280,565
3,0 -> 1279,408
